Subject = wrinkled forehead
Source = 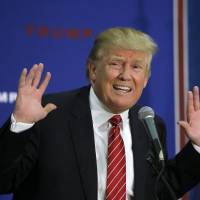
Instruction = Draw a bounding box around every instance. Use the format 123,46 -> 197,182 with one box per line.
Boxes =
103,48 -> 152,65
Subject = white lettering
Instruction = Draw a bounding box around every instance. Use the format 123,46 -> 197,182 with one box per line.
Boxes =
0,91 -> 17,104
0,92 -> 8,103
9,92 -> 17,103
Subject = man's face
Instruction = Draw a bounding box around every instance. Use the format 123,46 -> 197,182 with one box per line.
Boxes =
89,49 -> 150,113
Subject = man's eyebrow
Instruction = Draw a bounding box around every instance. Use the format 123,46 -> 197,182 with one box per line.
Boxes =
135,59 -> 145,64
108,56 -> 147,65
109,56 -> 125,60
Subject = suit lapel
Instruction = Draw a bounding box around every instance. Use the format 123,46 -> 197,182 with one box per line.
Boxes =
67,87 -> 97,200
59,87 -> 152,200
129,105 -> 151,200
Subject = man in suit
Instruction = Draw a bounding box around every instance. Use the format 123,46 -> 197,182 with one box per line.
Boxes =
1,27 -> 200,200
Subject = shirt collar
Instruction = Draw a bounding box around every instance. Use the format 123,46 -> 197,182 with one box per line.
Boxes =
89,87 -> 129,129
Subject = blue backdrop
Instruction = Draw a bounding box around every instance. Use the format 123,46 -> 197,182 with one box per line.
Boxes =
0,0 -> 175,152
1,0 -> 198,199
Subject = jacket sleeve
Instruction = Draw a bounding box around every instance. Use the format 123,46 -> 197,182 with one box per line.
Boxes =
155,116 -> 200,199
165,142 -> 200,198
0,118 -> 40,193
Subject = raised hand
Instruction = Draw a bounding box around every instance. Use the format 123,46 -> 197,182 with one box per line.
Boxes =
13,63 -> 57,123
178,86 -> 200,146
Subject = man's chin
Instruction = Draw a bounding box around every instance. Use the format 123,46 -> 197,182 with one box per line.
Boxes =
108,103 -> 133,113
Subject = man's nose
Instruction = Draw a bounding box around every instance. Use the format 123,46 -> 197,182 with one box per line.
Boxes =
118,65 -> 132,80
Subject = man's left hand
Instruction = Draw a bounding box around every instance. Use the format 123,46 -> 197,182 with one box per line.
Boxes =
178,86 -> 200,146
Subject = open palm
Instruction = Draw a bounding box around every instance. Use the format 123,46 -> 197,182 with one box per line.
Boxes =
178,86 -> 200,146
14,63 -> 56,123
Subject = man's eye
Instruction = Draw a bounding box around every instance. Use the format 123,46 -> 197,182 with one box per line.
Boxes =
111,62 -> 119,65
133,65 -> 139,68
110,62 -> 121,67
132,65 -> 142,69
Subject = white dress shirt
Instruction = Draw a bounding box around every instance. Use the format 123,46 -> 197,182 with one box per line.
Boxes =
89,87 -> 134,200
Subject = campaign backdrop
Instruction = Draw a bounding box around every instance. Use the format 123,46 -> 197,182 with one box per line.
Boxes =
0,0 -> 199,200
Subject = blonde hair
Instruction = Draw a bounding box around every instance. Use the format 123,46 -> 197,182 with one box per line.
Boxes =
86,27 -> 158,77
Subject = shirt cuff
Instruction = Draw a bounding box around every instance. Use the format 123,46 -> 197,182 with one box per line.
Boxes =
192,143 -> 200,154
10,114 -> 35,133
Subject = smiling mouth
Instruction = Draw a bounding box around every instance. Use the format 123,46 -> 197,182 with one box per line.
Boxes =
113,84 -> 132,93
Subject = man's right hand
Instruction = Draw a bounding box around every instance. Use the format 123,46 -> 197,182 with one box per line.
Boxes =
13,63 -> 57,123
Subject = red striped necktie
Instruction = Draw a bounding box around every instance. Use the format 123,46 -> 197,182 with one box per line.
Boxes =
105,115 -> 126,200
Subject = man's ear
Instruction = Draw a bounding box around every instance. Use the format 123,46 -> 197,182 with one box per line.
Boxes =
143,76 -> 149,88
143,67 -> 151,88
88,63 -> 97,82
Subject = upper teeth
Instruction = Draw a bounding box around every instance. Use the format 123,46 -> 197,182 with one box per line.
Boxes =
114,85 -> 131,92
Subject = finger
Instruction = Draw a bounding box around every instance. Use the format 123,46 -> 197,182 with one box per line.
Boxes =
187,91 -> 194,122
193,86 -> 200,110
178,121 -> 190,135
18,68 -> 27,89
32,63 -> 44,88
44,103 -> 57,115
38,72 -> 51,94
26,64 -> 38,86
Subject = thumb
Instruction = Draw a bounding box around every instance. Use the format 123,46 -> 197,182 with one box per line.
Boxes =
177,121 -> 190,133
44,103 -> 57,115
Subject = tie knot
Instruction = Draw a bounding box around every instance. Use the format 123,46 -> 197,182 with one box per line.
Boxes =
109,115 -> 122,126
